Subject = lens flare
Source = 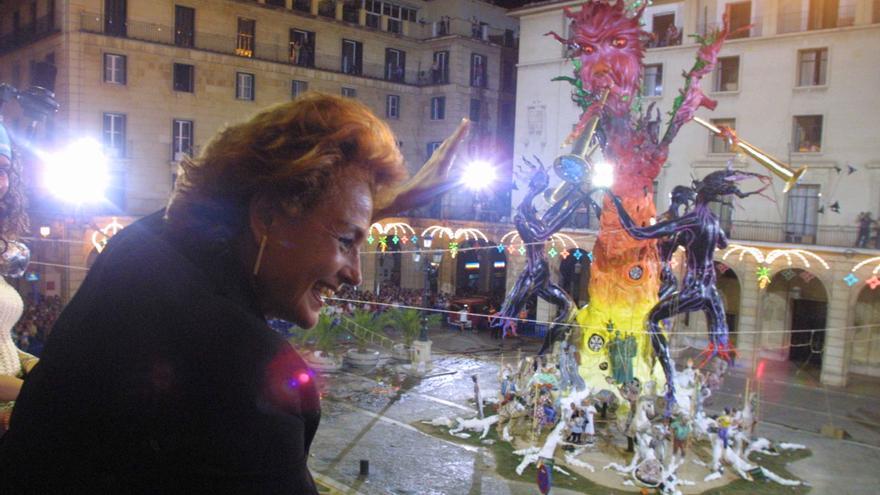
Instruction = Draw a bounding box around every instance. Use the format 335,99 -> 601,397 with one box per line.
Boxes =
43,138 -> 109,204
461,160 -> 496,190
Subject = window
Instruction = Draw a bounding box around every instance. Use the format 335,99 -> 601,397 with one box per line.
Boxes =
651,13 -> 676,47
104,0 -> 127,37
785,184 -> 820,242
726,2 -> 751,39
709,195 -> 734,234
291,80 -> 308,99
341,86 -> 357,98
430,97 -> 445,120
426,141 -> 442,159
236,18 -> 255,57
384,3 -> 402,33
642,64 -> 662,97
385,48 -> 406,82
341,39 -> 363,75
713,56 -> 739,92
470,53 -> 486,87
236,72 -> 254,100
318,0 -> 335,18
469,99 -> 481,122
793,115 -> 823,152
500,102 -> 515,127
266,0 -> 285,6
386,94 -> 400,119
173,63 -> 194,93
709,118 -> 736,153
103,113 -> 126,158
289,29 -> 315,67
797,48 -> 828,86
432,51 -> 449,84
365,0 -> 381,28
172,119 -> 193,161
174,5 -> 195,48
501,61 -> 515,92
808,0 -> 843,30
103,53 -> 126,84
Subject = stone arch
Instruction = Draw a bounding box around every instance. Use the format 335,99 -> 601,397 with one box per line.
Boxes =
849,283 -> 880,377
760,267 -> 829,367
559,248 -> 591,308
714,261 -> 741,347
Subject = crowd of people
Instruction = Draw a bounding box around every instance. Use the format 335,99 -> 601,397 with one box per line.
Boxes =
10,294 -> 62,356
328,281 -> 457,318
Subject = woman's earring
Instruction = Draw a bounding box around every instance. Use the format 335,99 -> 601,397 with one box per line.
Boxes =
253,234 -> 268,276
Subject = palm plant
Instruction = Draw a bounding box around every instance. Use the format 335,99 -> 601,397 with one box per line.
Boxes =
380,308 -> 442,346
345,308 -> 382,352
296,312 -> 345,355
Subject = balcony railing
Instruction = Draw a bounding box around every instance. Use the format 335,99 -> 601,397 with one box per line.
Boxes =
80,12 -> 418,85
0,15 -> 59,55
727,220 -> 873,250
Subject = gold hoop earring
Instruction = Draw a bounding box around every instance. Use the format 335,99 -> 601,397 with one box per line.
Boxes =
252,234 -> 268,276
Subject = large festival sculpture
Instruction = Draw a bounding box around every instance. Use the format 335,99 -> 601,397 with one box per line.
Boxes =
445,1 -> 815,491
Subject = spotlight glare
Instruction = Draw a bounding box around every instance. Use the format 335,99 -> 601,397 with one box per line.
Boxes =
591,161 -> 615,189
461,160 -> 496,191
44,138 -> 110,204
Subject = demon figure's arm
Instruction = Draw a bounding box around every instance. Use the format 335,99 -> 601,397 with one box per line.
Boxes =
609,193 -> 698,240
661,14 -> 745,146
494,268 -> 537,337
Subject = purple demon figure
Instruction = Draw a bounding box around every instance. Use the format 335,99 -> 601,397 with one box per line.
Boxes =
609,168 -> 771,405
494,158 -> 602,354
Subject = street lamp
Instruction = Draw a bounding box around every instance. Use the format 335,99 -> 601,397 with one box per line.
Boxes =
414,236 -> 444,342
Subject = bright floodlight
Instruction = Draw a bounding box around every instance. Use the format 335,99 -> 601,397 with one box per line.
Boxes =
461,160 -> 496,190
44,138 -> 110,204
591,161 -> 615,189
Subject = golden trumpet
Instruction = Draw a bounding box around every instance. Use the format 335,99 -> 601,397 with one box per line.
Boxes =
693,117 -> 806,193
548,89 -> 611,204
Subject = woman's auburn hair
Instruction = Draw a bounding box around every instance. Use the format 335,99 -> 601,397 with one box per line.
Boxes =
165,92 -> 407,244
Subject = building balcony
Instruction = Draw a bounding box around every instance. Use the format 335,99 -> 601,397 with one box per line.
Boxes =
79,12 -> 426,86
778,5 -> 857,34
727,220 -> 877,251
0,15 -> 59,55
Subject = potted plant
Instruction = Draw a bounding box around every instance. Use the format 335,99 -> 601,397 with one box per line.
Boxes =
295,311 -> 344,373
343,308 -> 382,369
381,307 -> 441,361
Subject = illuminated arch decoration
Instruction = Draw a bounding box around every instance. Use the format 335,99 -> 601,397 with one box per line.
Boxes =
368,222 -> 417,252
91,217 -> 125,254
421,225 -> 456,258
722,244 -> 765,264
850,256 -> 880,290
764,249 -> 830,270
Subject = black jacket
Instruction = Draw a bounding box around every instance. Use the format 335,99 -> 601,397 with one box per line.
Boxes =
0,211 -> 320,494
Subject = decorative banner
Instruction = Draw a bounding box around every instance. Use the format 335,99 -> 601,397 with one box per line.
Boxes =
518,245 -> 526,256
844,273 -> 859,287
497,243 -> 505,253
449,241 -> 459,258
780,269 -> 796,281
587,251 -> 594,262
867,276 -> 880,290
757,266 -> 771,289
366,235 -> 375,245
378,235 -> 388,252
572,250 -> 583,261
548,247 -> 558,258
391,235 -> 400,245
799,270 -> 816,283
559,249 -> 570,259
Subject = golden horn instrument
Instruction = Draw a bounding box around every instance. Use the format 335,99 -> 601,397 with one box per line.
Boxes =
693,117 -> 806,193
548,88 -> 611,203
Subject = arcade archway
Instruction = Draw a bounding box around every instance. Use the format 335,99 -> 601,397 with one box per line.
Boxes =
762,268 -> 828,367
714,262 -> 741,347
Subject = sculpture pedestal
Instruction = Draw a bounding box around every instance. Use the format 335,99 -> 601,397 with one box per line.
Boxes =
411,340 -> 432,374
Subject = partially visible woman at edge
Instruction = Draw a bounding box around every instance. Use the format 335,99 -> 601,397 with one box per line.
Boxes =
0,122 -> 38,435
0,93 -> 469,493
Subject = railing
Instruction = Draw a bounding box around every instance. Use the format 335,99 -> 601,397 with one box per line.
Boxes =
727,220 -> 873,249
697,19 -> 763,39
0,15 -> 59,55
79,12 -> 417,85
340,318 -> 397,351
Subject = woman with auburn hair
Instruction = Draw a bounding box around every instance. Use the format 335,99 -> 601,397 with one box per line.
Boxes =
0,93 -> 469,493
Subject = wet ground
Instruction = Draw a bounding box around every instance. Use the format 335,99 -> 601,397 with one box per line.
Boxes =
309,329 -> 880,494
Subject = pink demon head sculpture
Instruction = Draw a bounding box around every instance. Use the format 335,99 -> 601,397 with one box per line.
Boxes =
549,1 -> 649,118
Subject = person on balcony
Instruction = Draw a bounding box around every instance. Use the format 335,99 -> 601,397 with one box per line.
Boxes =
856,211 -> 876,248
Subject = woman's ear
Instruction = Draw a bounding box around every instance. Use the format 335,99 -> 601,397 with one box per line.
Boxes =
248,194 -> 276,244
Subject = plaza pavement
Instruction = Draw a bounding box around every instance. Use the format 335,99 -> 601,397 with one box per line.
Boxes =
310,327 -> 880,494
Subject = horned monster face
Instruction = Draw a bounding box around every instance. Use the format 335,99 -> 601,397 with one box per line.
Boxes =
564,1 -> 648,116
